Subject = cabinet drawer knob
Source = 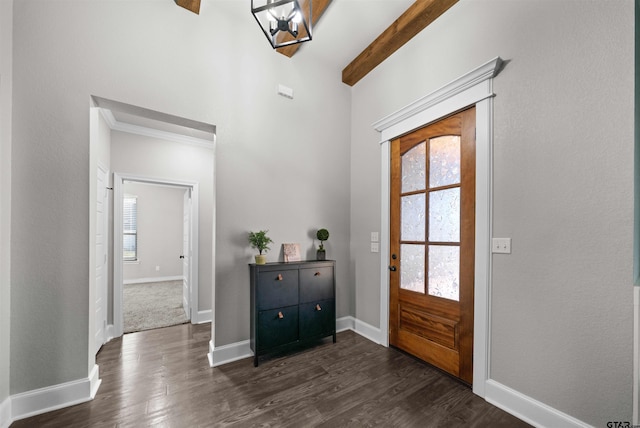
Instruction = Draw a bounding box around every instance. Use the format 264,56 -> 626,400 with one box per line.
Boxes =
277,274 -> 283,281
314,272 -> 321,276
315,304 -> 322,311
278,311 -> 284,319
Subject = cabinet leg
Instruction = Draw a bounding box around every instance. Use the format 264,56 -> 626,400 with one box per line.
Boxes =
254,356 -> 259,367
333,333 -> 337,343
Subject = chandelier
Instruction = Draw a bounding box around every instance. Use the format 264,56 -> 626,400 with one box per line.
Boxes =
251,0 -> 312,49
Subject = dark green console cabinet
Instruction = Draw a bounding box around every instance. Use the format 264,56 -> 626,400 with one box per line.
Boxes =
250,260 -> 336,367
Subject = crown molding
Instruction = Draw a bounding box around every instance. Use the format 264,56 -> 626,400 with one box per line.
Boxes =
373,56 -> 503,136
98,108 -> 215,149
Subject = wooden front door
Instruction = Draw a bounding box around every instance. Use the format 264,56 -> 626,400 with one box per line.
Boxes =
389,107 -> 475,384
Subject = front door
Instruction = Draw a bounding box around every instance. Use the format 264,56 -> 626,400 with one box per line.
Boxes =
389,107 -> 475,384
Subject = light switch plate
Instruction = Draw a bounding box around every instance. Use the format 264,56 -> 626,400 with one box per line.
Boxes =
492,238 -> 511,254
371,232 -> 379,242
371,243 -> 379,253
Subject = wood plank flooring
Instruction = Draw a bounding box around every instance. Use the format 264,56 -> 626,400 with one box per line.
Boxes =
12,323 -> 530,427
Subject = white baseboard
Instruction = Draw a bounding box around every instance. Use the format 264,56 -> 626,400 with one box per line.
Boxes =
337,316 -> 384,344
1,317 -> 587,428
340,319 -> 589,427
0,396 -> 10,428
123,275 -> 182,285
196,309 -> 212,324
208,339 -> 252,368
88,365 -> 101,399
105,324 -> 116,344
354,317 -> 384,344
336,316 -> 355,332
634,286 -> 639,424
10,365 -> 100,422
207,317 -> 383,369
485,379 -> 589,428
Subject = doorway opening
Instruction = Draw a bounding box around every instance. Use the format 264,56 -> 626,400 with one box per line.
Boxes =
89,96 -> 216,354
119,179 -> 196,334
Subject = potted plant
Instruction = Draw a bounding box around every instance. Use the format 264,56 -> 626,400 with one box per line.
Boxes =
316,228 -> 329,260
248,230 -> 273,265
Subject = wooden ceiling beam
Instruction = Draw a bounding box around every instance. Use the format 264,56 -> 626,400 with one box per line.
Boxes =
342,0 -> 459,86
175,0 -> 200,15
276,0 -> 333,58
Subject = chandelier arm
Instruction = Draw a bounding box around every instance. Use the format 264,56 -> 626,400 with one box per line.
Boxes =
286,7 -> 298,21
267,9 -> 279,20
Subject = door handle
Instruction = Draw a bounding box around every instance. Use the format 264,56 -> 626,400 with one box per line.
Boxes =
389,265 -> 397,272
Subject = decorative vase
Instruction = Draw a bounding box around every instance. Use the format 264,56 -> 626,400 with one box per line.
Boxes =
316,250 -> 326,261
255,254 -> 267,265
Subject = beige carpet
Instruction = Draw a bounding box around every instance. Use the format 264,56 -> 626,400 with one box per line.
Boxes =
123,280 -> 189,333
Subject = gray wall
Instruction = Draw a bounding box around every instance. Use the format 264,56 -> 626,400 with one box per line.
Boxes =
122,182 -> 186,282
349,1 -> 633,426
10,0 -> 351,394
7,0 -> 635,426
0,0 -> 12,408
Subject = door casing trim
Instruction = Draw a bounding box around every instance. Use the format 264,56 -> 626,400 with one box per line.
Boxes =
113,173 -> 199,337
95,162 -> 109,353
373,56 -> 503,397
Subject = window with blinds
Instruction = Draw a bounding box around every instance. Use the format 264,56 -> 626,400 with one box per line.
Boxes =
123,195 -> 137,261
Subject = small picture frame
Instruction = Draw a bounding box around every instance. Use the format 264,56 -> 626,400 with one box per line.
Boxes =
283,243 -> 301,262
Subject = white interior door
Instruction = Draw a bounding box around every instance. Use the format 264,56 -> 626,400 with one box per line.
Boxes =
95,165 -> 108,354
182,189 -> 191,319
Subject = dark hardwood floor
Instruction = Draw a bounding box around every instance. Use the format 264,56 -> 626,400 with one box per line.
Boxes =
12,323 -> 530,427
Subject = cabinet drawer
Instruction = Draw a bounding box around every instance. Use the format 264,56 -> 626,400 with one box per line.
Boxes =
256,270 -> 298,310
257,306 -> 299,351
299,299 -> 335,339
299,267 -> 333,303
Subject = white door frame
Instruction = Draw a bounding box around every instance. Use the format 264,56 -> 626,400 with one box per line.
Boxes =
113,172 -> 199,337
373,57 -> 503,398
95,162 -> 109,353
182,188 -> 192,319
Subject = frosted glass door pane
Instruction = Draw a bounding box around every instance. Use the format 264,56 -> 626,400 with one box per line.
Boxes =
402,142 -> 426,192
429,136 -> 460,188
428,246 -> 460,301
401,244 -> 425,293
401,194 -> 425,241
429,188 -> 460,242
